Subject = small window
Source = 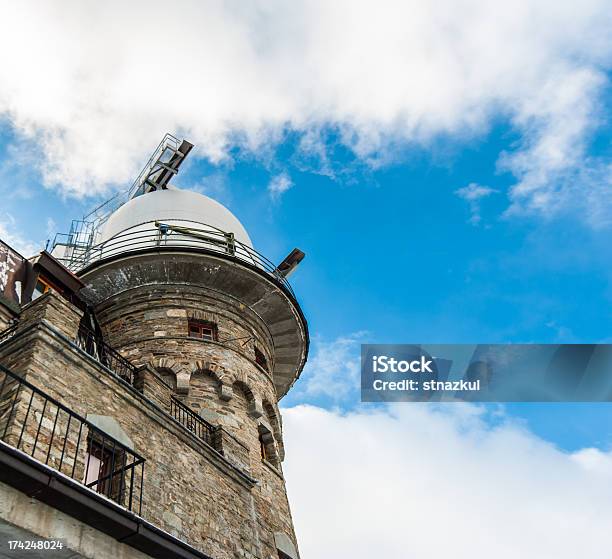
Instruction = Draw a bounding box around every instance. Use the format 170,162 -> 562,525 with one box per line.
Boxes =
188,319 -> 218,341
32,276 -> 57,300
254,346 -> 268,371
259,433 -> 268,461
84,440 -> 111,492
84,437 -> 126,503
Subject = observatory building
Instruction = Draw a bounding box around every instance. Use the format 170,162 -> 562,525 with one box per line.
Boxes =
0,136 -> 308,559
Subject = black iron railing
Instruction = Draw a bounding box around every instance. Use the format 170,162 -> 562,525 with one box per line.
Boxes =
0,324 -> 18,345
53,219 -> 296,299
76,326 -> 138,386
0,363 -> 145,514
170,396 -> 214,445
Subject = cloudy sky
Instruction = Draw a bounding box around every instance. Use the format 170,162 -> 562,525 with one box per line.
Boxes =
1,1 -> 612,557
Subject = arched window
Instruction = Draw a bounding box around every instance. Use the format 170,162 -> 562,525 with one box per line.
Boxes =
258,424 -> 279,467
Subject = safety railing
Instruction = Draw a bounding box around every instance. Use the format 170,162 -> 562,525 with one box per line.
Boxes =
128,133 -> 183,199
54,219 -> 296,298
0,324 -> 18,345
170,396 -> 214,446
0,363 -> 145,514
75,325 -> 138,386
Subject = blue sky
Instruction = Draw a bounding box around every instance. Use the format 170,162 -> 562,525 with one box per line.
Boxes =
2,117 -> 611,451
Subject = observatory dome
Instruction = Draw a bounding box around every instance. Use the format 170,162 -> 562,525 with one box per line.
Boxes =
99,188 -> 253,247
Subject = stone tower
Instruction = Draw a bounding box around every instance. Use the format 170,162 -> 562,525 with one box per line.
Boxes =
0,167 -> 308,558
81,186 -> 308,557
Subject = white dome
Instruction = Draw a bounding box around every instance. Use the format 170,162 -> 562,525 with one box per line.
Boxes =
99,188 -> 253,247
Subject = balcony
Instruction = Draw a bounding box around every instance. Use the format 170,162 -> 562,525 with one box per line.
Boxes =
0,362 -> 215,559
52,219 -> 296,299
0,363 -> 145,514
75,324 -> 139,386
170,396 -> 214,446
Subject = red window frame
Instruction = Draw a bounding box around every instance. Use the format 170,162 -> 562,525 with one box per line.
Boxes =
188,319 -> 218,341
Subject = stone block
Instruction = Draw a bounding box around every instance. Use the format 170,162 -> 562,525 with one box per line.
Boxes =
19,291 -> 83,340
248,398 -> 264,419
166,309 -> 187,317
175,371 -> 191,394
86,414 -> 134,450
219,383 -> 233,401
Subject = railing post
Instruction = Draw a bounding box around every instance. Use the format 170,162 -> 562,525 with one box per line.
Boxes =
59,414 -> 72,472
45,405 -> 61,465
225,232 -> 235,255
139,462 -> 144,516
129,462 -> 135,511
118,451 -> 126,506
109,440 -> 117,501
71,422 -> 83,479
16,389 -> 35,450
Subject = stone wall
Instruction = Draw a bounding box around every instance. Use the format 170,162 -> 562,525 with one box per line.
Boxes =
97,285 -> 275,381
93,284 -> 287,476
93,284 -> 298,558
0,292 -> 300,559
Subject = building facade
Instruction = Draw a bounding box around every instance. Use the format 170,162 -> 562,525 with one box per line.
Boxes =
0,174 -> 308,559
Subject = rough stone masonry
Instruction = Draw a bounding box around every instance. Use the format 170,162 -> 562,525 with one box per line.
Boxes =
0,245 -> 307,559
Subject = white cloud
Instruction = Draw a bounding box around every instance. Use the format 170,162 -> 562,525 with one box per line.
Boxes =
0,0 -> 611,220
456,183 -> 498,225
0,213 -> 40,257
45,217 -> 57,238
456,183 -> 497,202
268,172 -> 294,199
283,403 -> 612,558
292,333 -> 365,403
